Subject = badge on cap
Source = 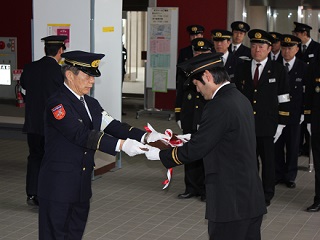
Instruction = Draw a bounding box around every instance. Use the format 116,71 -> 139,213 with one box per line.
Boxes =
255,32 -> 262,39
198,41 -> 204,47
284,37 -> 291,43
51,104 -> 66,120
238,23 -> 244,29
192,26 -> 198,32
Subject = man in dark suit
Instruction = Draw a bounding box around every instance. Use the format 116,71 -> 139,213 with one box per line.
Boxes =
269,32 -> 283,63
228,21 -> 251,60
175,38 -> 213,201
20,35 -> 68,206
275,34 -> 308,189
234,29 -> 290,206
292,22 -> 320,156
38,51 -> 168,239
304,57 -> 320,212
211,29 -> 242,82
146,53 -> 267,240
177,25 -> 205,64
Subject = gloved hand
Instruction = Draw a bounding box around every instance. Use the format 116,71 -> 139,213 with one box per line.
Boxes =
145,123 -> 170,143
122,138 -> 147,157
177,120 -> 182,130
175,133 -> 191,143
145,145 -> 160,160
100,111 -> 114,131
299,114 -> 304,125
274,124 -> 285,143
307,123 -> 311,136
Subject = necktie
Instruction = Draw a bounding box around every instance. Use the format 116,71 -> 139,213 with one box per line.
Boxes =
233,46 -> 236,53
80,96 -> 85,106
273,55 -> 276,61
302,44 -> 307,54
253,63 -> 261,88
285,62 -> 290,73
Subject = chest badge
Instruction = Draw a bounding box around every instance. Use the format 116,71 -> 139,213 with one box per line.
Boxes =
187,93 -> 192,100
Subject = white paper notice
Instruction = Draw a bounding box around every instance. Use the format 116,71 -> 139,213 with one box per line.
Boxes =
152,69 -> 168,92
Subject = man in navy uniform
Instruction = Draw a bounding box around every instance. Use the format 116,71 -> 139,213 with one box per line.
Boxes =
234,29 -> 290,206
211,29 -> 242,82
269,32 -> 283,63
228,21 -> 251,60
38,50 -> 168,239
146,53 -> 267,240
175,38 -> 213,201
20,35 -> 68,206
177,25 -> 205,64
275,34 -> 307,189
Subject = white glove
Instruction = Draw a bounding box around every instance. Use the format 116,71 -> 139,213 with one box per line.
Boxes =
100,111 -> 114,131
145,145 -> 160,160
175,133 -> 191,143
307,123 -> 311,136
177,120 -> 182,130
299,114 -> 304,125
274,124 -> 285,143
146,123 -> 170,143
122,139 -> 147,157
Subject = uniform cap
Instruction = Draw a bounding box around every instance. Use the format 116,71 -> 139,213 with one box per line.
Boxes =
230,21 -> 250,32
280,34 -> 301,47
177,52 -> 224,84
186,25 -> 205,35
248,29 -> 274,45
61,50 -> 105,77
191,38 -> 213,52
293,22 -> 312,32
41,35 -> 68,49
211,29 -> 232,41
269,32 -> 282,42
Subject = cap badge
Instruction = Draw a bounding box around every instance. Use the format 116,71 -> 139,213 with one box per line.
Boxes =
216,32 -> 222,37
198,41 -> 204,47
192,27 -> 198,32
284,37 -> 291,43
255,32 -> 262,39
239,23 -> 244,29
91,60 -> 100,67
271,34 -> 276,39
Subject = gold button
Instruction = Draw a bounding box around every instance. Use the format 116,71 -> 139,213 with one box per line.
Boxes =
253,111 -> 256,115
83,167 -> 86,171
195,106 -> 199,109
254,89 -> 257,92
253,100 -> 256,103
196,95 -> 199,98
84,152 -> 87,155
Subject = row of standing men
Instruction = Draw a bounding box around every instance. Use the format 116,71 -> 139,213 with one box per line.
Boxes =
175,20 -> 320,211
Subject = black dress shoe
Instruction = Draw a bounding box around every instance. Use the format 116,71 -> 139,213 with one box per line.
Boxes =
306,202 -> 320,212
177,192 -> 196,199
200,195 -> 206,202
286,181 -> 296,189
27,195 -> 39,206
265,200 -> 271,207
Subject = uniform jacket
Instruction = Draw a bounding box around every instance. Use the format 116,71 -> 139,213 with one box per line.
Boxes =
20,56 -> 64,135
161,84 -> 267,222
234,59 -> 290,136
296,40 -> 320,65
175,69 -> 207,132
228,44 -> 251,60
224,52 -> 243,82
304,61 -> 320,134
38,85 -> 145,203
177,45 -> 193,64
268,52 -> 283,64
286,58 -> 308,124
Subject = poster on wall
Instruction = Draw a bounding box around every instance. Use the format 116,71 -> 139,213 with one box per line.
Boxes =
47,23 -> 71,49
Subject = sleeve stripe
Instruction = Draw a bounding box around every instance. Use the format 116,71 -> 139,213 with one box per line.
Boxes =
172,147 -> 182,165
279,111 -> 290,116
304,110 -> 311,115
97,132 -> 105,149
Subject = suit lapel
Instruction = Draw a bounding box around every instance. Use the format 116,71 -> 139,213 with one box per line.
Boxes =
257,60 -> 272,87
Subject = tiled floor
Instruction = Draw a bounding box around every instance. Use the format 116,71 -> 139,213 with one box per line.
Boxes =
0,100 -> 320,240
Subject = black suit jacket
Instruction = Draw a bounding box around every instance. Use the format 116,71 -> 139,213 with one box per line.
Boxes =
38,85 -> 145,203
296,40 -> 320,65
268,52 -> 283,64
234,59 -> 290,136
177,45 -> 193,64
20,56 -> 64,135
228,44 -> 251,60
161,83 -> 267,222
224,52 -> 243,81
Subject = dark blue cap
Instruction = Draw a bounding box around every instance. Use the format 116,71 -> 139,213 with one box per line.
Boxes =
186,25 -> 205,35
211,30 -> 232,41
191,38 -> 213,51
293,22 -> 312,32
230,21 -> 250,32
248,29 -> 274,45
280,34 -> 301,47
61,50 -> 105,77
269,32 -> 283,42
41,35 -> 68,49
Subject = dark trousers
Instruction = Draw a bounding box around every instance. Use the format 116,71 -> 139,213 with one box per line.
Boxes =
312,132 -> 320,203
208,215 -> 263,240
39,198 -> 90,240
256,136 -> 275,202
299,122 -> 310,155
275,123 -> 300,182
26,133 -> 44,196
183,129 -> 205,196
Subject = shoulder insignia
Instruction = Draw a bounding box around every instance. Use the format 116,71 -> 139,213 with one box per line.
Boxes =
51,104 -> 66,120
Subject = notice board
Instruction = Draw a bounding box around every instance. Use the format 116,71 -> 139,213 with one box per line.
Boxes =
146,7 -> 178,92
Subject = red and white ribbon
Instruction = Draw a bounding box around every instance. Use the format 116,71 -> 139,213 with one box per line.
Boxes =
162,168 -> 173,189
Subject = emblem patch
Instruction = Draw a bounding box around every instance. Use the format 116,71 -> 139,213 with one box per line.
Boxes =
51,104 -> 66,120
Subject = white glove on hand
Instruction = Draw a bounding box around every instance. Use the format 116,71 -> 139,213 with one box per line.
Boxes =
101,111 -> 114,131
146,123 -> 170,143
177,120 -> 182,130
299,114 -> 305,125
175,133 -> 191,143
145,145 -> 160,160
307,123 -> 311,136
274,124 -> 285,143
122,139 -> 147,157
